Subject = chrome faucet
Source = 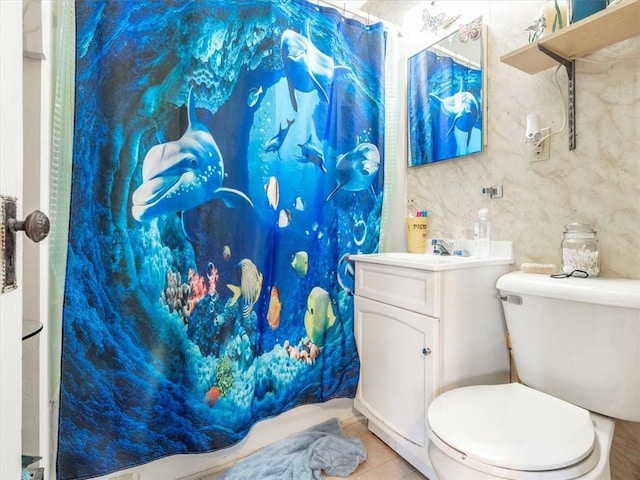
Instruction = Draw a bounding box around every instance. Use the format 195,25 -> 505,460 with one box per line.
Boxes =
431,239 -> 453,255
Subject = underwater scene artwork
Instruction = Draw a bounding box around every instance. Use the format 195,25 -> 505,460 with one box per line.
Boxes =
57,1 -> 385,478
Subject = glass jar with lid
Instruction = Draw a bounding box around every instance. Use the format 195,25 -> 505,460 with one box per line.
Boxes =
561,223 -> 600,277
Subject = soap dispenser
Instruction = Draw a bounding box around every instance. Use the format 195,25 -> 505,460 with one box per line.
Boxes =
474,208 -> 491,258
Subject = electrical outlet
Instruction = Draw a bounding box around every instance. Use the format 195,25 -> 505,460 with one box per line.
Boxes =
528,127 -> 550,162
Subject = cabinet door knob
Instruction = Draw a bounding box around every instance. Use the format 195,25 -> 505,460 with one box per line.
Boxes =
422,347 -> 432,356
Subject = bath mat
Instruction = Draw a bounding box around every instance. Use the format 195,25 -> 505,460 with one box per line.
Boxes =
218,418 -> 366,480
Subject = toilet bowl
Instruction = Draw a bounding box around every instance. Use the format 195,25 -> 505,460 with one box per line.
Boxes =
427,383 -> 614,479
426,272 -> 640,480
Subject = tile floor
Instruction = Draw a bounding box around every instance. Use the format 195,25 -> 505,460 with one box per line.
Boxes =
199,418 -> 428,480
322,419 -> 427,480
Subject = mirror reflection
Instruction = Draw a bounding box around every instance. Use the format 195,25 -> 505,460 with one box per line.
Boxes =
408,17 -> 486,166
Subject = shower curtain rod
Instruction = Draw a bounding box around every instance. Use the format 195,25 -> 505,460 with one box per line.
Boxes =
316,0 -> 380,26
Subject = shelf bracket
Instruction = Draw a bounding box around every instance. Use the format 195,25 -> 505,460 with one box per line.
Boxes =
536,44 -> 576,150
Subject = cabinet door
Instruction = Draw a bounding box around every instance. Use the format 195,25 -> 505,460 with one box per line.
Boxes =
354,296 -> 438,447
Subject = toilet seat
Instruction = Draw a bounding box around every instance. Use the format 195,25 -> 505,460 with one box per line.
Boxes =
427,383 -> 600,479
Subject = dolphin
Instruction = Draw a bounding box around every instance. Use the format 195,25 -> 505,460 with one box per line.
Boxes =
264,118 -> 295,156
131,88 -> 253,230
430,81 -> 479,147
325,143 -> 380,201
280,19 -> 351,112
295,135 -> 327,173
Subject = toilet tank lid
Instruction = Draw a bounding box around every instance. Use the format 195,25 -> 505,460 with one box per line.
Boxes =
496,271 -> 640,309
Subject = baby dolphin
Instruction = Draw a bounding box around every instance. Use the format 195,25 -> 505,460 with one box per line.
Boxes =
325,143 -> 380,201
296,135 -> 327,173
264,118 -> 295,156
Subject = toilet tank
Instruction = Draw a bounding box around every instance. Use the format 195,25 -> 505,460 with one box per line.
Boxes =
496,271 -> 640,422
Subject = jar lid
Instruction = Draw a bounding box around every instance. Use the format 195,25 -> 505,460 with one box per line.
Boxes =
564,223 -> 596,234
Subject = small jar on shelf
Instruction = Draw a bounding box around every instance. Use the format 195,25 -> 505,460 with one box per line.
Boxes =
561,223 -> 600,277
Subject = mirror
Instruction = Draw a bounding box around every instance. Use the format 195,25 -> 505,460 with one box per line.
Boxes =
407,17 -> 486,167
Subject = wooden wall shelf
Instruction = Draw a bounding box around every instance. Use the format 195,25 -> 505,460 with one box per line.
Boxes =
500,0 -> 640,74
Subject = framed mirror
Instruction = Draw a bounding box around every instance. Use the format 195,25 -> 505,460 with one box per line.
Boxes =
407,17 -> 486,167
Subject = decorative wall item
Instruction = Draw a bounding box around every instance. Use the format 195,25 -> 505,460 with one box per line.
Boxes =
408,18 -> 485,167
56,1 -> 385,479
526,0 -> 568,42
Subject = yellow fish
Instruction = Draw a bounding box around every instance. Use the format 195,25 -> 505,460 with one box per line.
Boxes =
227,258 -> 263,318
303,287 -> 336,347
267,286 -> 282,330
291,251 -> 308,277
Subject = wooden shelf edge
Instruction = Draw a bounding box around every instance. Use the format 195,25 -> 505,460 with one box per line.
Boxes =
501,0 -> 640,75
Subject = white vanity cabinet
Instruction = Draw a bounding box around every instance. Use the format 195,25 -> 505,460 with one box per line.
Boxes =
351,248 -> 513,479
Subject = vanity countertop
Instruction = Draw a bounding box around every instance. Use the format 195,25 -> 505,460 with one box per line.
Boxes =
350,241 -> 513,272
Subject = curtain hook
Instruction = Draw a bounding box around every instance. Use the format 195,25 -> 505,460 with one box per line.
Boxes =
343,2 -> 346,16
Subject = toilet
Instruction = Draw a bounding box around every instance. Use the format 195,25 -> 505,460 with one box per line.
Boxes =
426,271 -> 640,480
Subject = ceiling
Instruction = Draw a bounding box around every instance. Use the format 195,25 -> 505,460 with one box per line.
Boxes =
326,0 -> 425,27
359,1 -> 424,26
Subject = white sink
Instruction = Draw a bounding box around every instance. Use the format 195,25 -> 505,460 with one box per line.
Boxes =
382,252 -> 475,263
350,242 -> 513,271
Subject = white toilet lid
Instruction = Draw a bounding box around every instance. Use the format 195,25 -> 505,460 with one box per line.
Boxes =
427,383 -> 596,471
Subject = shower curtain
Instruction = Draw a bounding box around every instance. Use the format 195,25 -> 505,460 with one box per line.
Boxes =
56,1 -> 385,478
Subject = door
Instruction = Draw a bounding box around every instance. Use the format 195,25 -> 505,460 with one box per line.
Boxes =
354,296 -> 438,447
0,1 -> 26,478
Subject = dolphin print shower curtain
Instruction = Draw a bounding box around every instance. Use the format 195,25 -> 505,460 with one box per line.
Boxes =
56,1 -> 385,478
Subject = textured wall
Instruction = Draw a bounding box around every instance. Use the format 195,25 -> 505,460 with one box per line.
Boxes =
403,1 -> 639,280
400,2 -> 640,478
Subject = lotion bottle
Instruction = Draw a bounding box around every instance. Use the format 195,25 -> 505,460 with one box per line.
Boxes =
474,208 -> 491,258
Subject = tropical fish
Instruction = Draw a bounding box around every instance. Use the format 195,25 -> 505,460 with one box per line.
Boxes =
293,196 -> 305,211
296,135 -> 327,173
131,88 -> 253,232
303,287 -> 337,347
430,81 -> 479,147
265,176 -> 279,210
278,209 -> 292,228
267,286 -> 282,330
204,386 -> 220,407
227,258 -> 263,318
325,143 -> 380,201
280,19 -> 351,112
247,86 -> 263,108
222,245 -> 231,261
291,251 -> 309,277
264,118 -> 295,155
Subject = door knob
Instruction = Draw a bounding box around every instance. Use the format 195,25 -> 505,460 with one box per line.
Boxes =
1,195 -> 49,293
7,209 -> 50,243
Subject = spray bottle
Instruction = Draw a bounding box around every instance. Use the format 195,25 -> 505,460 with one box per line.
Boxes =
474,208 -> 491,258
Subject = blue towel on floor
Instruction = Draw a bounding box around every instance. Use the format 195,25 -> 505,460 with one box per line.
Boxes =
219,418 -> 367,480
